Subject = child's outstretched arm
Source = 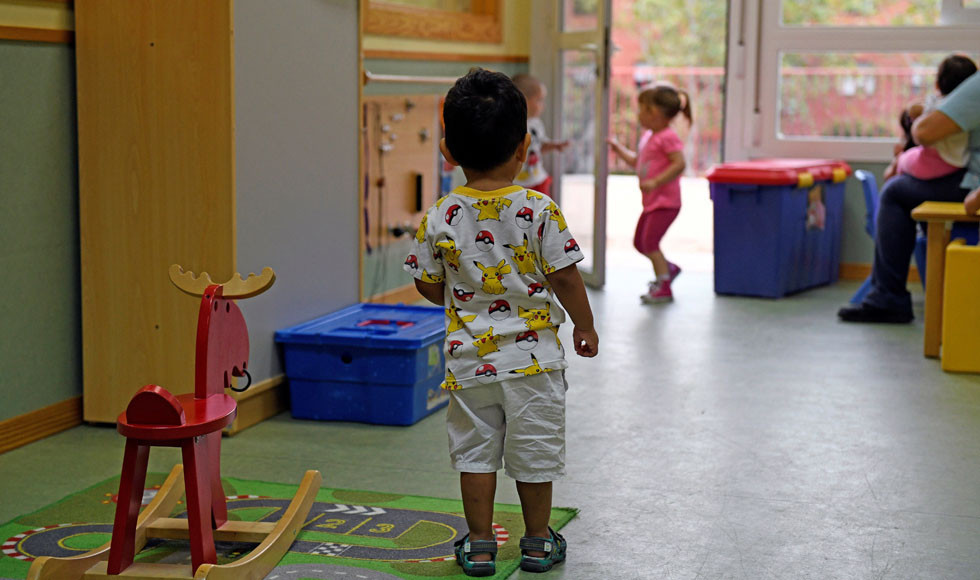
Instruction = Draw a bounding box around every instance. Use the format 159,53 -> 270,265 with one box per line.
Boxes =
541,139 -> 570,153
544,264 -> 598,357
640,151 -> 685,191
606,137 -> 637,167
414,279 -> 445,306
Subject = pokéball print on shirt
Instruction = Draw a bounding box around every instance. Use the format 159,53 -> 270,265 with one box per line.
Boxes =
475,230 -> 495,252
445,204 -> 463,226
528,282 -> 547,297
564,238 -> 580,255
475,363 -> 497,384
515,207 -> 534,229
404,255 -> 418,271
488,299 -> 511,320
448,340 -> 464,358
453,283 -> 475,302
515,330 -> 538,351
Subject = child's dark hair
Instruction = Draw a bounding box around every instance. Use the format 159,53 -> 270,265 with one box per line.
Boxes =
443,68 -> 527,172
937,54 -> 977,96
638,83 -> 693,125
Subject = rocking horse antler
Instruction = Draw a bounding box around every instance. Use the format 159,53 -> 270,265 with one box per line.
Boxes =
168,264 -> 276,298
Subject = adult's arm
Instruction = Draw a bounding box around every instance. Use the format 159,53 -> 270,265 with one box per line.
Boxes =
913,72 -> 980,146
911,111 -> 962,147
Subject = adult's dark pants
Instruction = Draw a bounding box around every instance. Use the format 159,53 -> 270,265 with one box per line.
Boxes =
864,169 -> 969,316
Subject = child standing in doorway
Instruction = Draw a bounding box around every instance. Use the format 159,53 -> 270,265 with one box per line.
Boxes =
512,73 -> 569,197
608,83 -> 692,303
405,68 -> 598,577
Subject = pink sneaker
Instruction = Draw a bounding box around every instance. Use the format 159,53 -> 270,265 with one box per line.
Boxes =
641,279 -> 673,304
648,263 -> 682,288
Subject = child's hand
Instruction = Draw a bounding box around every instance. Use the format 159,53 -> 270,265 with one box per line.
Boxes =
965,188 -> 980,215
883,159 -> 898,182
606,137 -> 620,149
555,140 -> 571,152
572,326 -> 598,357
907,103 -> 924,121
639,177 -> 660,191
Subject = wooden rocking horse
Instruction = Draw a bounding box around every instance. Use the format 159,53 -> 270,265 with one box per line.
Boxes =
28,265 -> 321,580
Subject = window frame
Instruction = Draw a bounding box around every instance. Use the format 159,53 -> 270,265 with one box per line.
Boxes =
724,1 -> 980,163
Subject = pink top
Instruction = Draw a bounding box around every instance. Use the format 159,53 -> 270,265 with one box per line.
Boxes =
897,145 -> 961,181
636,127 -> 684,211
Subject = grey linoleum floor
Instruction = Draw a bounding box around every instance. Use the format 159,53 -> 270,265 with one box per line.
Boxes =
3,266 -> 979,579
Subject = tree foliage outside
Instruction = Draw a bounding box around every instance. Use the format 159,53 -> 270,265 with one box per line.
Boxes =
620,0 -> 943,68
624,0 -> 727,67
782,0 -> 939,27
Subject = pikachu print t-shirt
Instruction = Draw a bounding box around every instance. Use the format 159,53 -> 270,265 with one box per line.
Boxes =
404,185 -> 584,390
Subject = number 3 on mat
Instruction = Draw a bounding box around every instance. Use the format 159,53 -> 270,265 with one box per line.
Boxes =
369,523 -> 395,534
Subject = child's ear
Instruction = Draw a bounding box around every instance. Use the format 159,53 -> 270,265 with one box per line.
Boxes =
440,139 -> 459,167
516,133 -> 532,163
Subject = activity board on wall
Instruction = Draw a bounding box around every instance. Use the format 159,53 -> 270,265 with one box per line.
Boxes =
363,94 -> 441,251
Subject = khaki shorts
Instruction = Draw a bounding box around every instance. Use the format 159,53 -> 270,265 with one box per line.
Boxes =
446,370 -> 568,483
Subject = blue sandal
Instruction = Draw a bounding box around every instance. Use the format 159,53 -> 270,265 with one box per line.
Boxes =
519,527 -> 567,573
453,533 -> 497,577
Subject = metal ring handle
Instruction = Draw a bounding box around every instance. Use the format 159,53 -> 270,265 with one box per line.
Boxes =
230,369 -> 252,393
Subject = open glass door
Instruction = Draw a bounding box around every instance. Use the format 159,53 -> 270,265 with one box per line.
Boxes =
553,0 -> 611,288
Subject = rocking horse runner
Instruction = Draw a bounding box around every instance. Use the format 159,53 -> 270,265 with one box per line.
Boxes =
28,265 -> 321,580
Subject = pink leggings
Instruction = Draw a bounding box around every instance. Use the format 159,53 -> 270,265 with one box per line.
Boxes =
633,208 -> 680,254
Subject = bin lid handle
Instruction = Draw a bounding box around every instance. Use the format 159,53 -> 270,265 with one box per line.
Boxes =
357,319 -> 415,328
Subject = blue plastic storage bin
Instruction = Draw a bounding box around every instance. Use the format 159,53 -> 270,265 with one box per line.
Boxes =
275,303 -> 448,425
706,159 -> 851,298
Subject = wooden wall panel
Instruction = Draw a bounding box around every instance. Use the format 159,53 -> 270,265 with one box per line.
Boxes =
362,94 -> 440,247
75,0 -> 234,422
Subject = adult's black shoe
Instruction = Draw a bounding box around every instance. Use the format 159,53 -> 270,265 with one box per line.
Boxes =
837,303 -> 913,323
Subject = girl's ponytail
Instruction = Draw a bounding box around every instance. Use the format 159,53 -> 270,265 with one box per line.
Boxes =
677,89 -> 693,125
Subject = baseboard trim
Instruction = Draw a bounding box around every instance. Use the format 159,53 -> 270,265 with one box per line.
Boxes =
0,396 -> 82,454
368,283 -> 423,305
225,375 -> 287,436
839,262 -> 921,283
0,25 -> 73,44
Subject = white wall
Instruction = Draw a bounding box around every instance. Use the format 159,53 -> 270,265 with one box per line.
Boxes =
234,0 -> 360,380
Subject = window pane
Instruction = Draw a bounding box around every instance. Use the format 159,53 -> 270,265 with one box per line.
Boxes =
778,52 -> 980,139
562,0 -> 598,32
781,1 -> 941,26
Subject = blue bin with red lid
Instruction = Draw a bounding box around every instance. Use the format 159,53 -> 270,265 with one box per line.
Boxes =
275,303 -> 448,425
705,158 -> 851,298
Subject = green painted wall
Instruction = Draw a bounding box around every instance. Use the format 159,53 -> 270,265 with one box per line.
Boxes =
0,40 -> 81,421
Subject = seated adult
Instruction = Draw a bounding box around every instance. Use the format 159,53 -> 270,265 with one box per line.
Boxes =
839,70 -> 980,323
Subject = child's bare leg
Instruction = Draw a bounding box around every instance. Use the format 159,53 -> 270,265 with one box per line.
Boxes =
460,472 -> 497,562
645,250 -> 669,279
516,480 -> 552,557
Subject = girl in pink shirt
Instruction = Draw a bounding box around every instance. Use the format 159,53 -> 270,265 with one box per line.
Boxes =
608,84 -> 692,303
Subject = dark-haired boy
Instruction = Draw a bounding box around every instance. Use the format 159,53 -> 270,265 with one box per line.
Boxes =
404,68 -> 598,577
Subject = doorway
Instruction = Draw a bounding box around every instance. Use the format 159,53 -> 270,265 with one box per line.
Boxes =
605,0 -> 726,276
